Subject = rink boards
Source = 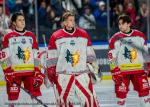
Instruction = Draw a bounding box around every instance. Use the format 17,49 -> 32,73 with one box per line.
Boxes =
3,42 -> 150,86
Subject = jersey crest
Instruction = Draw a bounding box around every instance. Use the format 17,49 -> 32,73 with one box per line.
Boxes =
16,46 -> 31,63
123,46 -> 137,63
70,40 -> 75,46
65,49 -> 80,67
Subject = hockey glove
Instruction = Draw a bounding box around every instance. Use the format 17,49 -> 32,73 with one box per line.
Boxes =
4,67 -> 15,85
146,62 -> 150,76
47,66 -> 56,84
111,67 -> 123,85
87,63 -> 102,84
33,67 -> 44,88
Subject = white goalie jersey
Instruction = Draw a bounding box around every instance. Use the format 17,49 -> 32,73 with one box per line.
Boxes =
46,27 -> 97,74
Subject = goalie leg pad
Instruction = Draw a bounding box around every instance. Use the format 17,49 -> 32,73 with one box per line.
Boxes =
75,73 -> 100,107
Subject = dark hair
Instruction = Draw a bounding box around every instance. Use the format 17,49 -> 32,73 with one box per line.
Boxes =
118,15 -> 131,24
61,10 -> 75,22
11,12 -> 25,22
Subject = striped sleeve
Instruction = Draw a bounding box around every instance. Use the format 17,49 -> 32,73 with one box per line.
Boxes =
1,34 -> 12,70
29,32 -> 41,69
108,34 -> 119,70
85,32 -> 97,63
46,34 -> 58,68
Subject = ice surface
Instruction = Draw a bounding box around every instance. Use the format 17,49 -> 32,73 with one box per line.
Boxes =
1,79 -> 149,107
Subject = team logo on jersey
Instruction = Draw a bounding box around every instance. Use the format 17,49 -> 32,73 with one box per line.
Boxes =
13,38 -> 16,41
10,38 -> 20,45
70,40 -> 75,46
120,39 -> 132,45
29,38 -> 33,44
16,46 -> 31,63
24,47 -> 31,63
21,38 -> 26,44
123,46 -> 137,63
65,49 -> 80,67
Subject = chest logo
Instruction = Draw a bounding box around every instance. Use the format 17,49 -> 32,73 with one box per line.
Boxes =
16,46 -> 31,63
29,38 -> 33,44
21,38 -> 26,44
123,46 -> 137,63
120,39 -> 132,45
70,40 -> 75,46
65,49 -> 80,67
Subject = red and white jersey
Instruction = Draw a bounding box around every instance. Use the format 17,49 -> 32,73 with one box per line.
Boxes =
1,30 -> 40,75
108,29 -> 148,74
46,27 -> 97,74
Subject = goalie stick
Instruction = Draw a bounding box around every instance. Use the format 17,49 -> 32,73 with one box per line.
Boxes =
42,34 -> 58,103
14,81 -> 48,107
41,34 -> 51,88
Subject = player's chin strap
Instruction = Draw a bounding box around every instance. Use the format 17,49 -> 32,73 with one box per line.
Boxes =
13,81 -> 48,107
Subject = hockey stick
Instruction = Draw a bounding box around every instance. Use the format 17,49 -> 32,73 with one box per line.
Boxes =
41,34 -> 51,88
14,81 -> 48,107
42,34 -> 58,103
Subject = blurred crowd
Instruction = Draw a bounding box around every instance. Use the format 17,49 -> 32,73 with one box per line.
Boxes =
0,0 -> 149,44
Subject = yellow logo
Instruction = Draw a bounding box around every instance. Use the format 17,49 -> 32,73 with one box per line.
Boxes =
123,47 -> 137,63
23,47 -> 31,63
72,51 -> 80,67
130,48 -> 137,63
65,49 -> 80,67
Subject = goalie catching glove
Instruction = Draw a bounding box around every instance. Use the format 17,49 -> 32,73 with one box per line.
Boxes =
87,62 -> 102,84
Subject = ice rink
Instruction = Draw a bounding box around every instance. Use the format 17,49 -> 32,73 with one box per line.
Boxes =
1,79 -> 149,107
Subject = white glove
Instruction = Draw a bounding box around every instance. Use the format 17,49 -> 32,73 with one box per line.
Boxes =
87,62 -> 102,84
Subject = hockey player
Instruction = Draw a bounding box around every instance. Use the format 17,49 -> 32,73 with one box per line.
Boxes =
46,11 -> 101,107
108,15 -> 150,107
0,12 -> 44,107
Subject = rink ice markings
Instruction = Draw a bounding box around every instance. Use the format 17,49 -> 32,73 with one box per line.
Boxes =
0,80 -> 149,107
